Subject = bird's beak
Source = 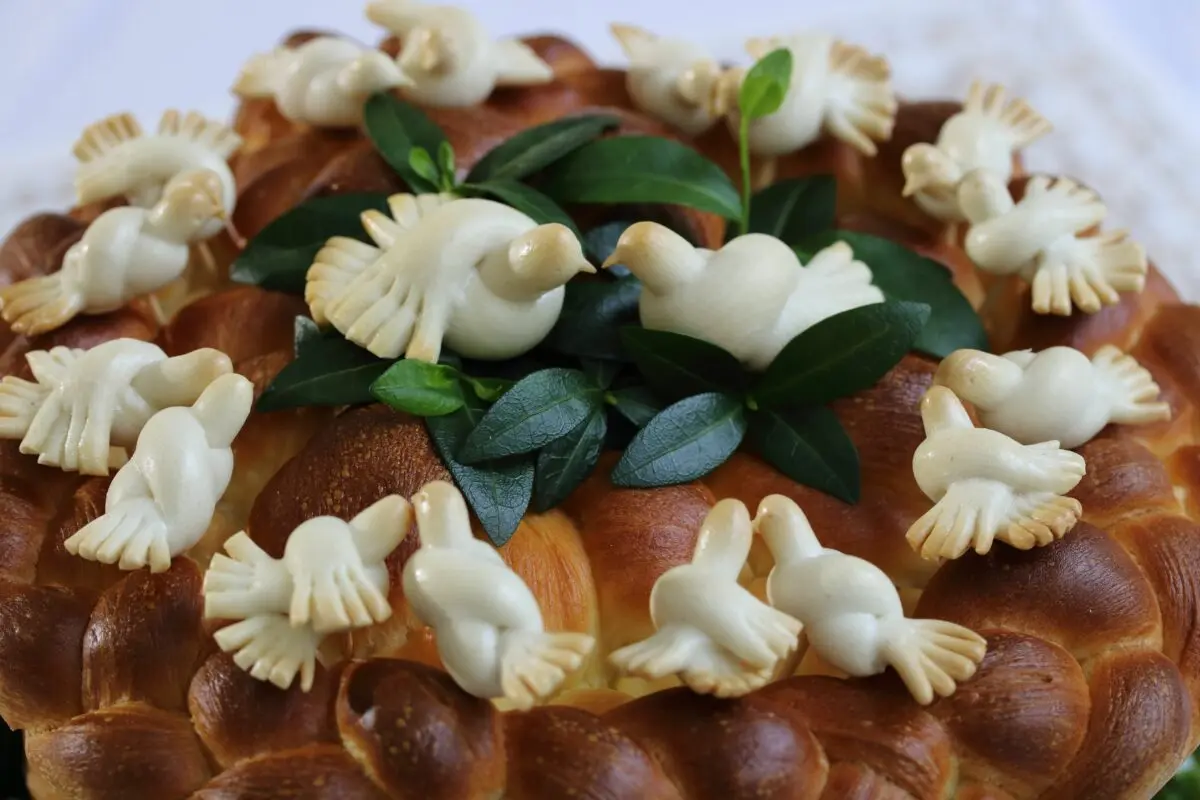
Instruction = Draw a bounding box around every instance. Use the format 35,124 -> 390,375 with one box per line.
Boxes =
578,260 -> 597,274
901,173 -> 928,198
601,251 -> 622,270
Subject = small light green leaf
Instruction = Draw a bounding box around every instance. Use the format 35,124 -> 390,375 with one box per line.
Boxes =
746,406 -> 860,503
425,392 -> 534,546
797,230 -> 989,359
467,113 -> 621,183
539,135 -> 742,220
370,359 -> 464,417
620,327 -> 747,400
462,180 -> 581,239
611,392 -> 747,488
437,140 -> 457,184
362,92 -> 449,193
465,376 -> 513,402
257,335 -> 391,412
231,193 -> 391,294
753,300 -> 931,410
408,147 -> 441,188
582,358 -> 620,389
533,406 -> 607,512
739,48 -> 794,121
746,175 -> 836,243
609,385 -> 662,428
543,277 -> 642,361
458,368 -> 600,462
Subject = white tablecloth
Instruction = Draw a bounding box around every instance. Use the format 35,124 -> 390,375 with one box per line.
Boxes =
1,0 -> 1198,297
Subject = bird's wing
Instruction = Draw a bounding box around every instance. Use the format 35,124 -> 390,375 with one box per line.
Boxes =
25,347 -> 83,389
960,80 -> 1052,152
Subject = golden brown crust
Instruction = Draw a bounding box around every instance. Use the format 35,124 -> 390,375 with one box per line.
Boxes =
159,286 -> 307,363
188,653 -> 341,770
336,659 -> 506,799
192,745 -> 390,799
24,702 -> 212,799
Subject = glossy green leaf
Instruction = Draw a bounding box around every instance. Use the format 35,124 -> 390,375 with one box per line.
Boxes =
437,140 -> 456,183
293,316 -> 323,352
543,277 -> 641,361
539,135 -> 742,220
464,376 -> 513,402
611,392 -> 747,487
462,180 -> 581,238
746,175 -> 836,243
425,392 -> 534,546
458,368 -> 601,462
467,113 -> 621,183
798,230 -> 989,358
582,358 -> 620,389
609,385 -> 661,428
408,147 -> 441,188
753,301 -> 930,410
533,406 -> 607,512
362,92 -> 449,192
620,327 -> 747,400
257,335 -> 391,412
747,406 -> 860,503
739,48 -> 794,120
230,193 -> 390,294
370,359 -> 464,417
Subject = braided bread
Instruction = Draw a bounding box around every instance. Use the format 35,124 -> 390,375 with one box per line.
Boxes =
0,21 -> 1196,800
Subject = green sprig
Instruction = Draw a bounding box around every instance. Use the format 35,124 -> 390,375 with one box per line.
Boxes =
736,48 -> 794,236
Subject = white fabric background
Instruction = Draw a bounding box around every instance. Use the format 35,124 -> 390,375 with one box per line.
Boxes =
0,0 -> 1197,297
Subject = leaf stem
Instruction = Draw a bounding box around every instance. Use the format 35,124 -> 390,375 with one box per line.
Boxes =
738,115 -> 752,238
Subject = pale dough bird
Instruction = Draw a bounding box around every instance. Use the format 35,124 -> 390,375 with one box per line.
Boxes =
203,494 -> 412,635
403,481 -> 595,710
754,494 -> 987,705
306,193 -> 594,363
365,0 -> 553,107
956,170 -> 1147,316
934,345 -> 1170,450
610,23 -> 727,136
0,169 -> 228,335
908,385 -> 1087,561
717,33 -> 897,157
233,36 -> 413,127
72,109 -> 241,235
64,373 -> 253,573
609,498 -> 803,698
0,339 -> 232,476
603,221 -> 883,370
901,81 -> 1052,222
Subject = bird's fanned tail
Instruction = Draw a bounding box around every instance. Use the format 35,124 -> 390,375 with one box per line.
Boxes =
1092,345 -> 1172,425
879,617 -> 988,705
64,498 -> 173,572
963,80 -> 1053,150
823,40 -> 897,155
499,629 -> 595,710
0,272 -> 85,336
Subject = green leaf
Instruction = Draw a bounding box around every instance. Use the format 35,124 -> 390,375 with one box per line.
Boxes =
620,327 -> 747,400
753,300 -> 930,410
747,406 -> 860,503
362,92 -> 449,193
539,135 -> 742,220
462,180 -> 581,239
425,393 -> 534,546
257,335 -> 390,412
798,230 -> 989,358
582,358 -> 620,389
408,147 -> 441,188
582,220 -> 635,271
611,392 -> 747,488
533,407 -> 607,512
746,176 -> 836,243
370,359 -> 464,417
543,277 -> 641,361
231,193 -> 390,294
458,368 -> 600,462
609,385 -> 661,427
464,376 -> 513,402
437,140 -> 457,184
293,315 -> 323,352
467,113 -> 621,183
739,48 -> 794,120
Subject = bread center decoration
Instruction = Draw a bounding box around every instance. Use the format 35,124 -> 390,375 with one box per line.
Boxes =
305,193 -> 594,362
0,111 -> 242,335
